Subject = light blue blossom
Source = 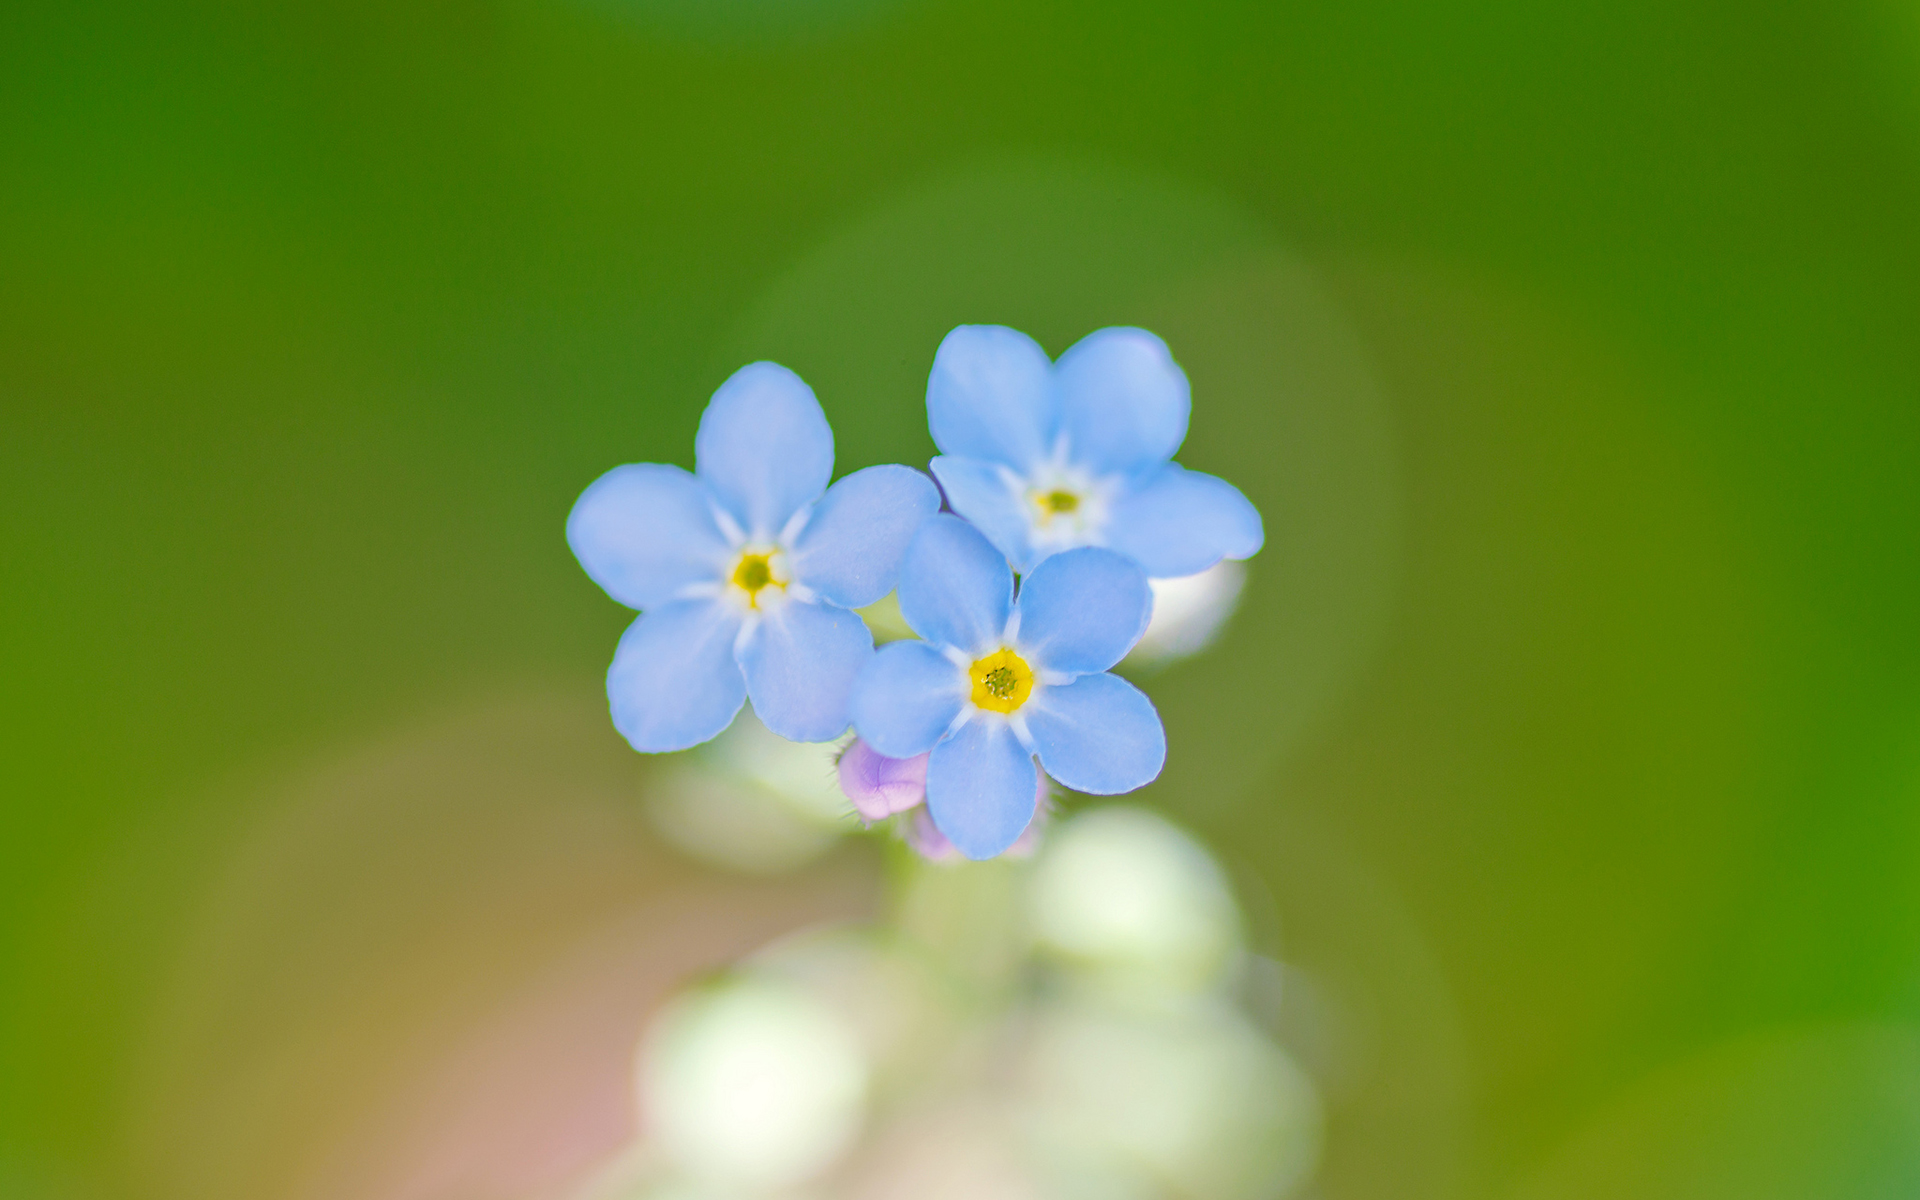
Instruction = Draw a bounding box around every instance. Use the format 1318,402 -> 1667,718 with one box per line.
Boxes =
850,514 -> 1166,860
926,325 -> 1264,578
568,362 -> 940,752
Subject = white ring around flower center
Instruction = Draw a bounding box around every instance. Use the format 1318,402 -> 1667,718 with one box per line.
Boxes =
1013,459 -> 1114,556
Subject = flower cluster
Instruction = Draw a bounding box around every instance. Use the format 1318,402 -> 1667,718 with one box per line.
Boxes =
568,326 -> 1262,860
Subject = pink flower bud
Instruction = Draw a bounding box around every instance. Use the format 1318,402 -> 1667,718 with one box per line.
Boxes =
836,739 -> 929,822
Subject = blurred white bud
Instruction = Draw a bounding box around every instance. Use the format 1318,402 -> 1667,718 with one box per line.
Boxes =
1124,559 -> 1247,668
1019,1001 -> 1321,1200
646,712 -> 851,874
647,768 -> 842,875
842,1100 -> 1048,1200
639,978 -> 868,1192
1028,807 -> 1240,993
745,929 -> 945,1088
711,710 -> 852,825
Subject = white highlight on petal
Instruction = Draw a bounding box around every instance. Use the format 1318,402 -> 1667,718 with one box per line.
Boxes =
940,706 -> 976,740
1008,712 -> 1036,752
730,614 -> 760,661
710,503 -> 748,549
777,503 -> 813,547
639,976 -> 868,1190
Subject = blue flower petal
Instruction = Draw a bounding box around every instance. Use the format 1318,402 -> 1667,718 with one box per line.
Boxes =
566,464 -> 730,610
1014,548 -> 1152,676
695,362 -> 834,538
926,325 -> 1057,471
607,600 -> 746,752
1054,327 -> 1191,476
850,639 -> 967,758
1024,672 -> 1166,794
737,599 -> 873,743
928,456 -> 1039,573
1104,464 -> 1265,578
788,465 -> 941,609
896,514 -> 1014,654
926,717 -> 1040,860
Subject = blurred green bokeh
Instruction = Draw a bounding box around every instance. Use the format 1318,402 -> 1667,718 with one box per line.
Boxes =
3,0 -> 1919,1197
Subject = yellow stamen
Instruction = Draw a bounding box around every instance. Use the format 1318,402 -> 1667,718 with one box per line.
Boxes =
1038,489 -> 1080,516
968,647 -> 1035,713
731,552 -> 782,608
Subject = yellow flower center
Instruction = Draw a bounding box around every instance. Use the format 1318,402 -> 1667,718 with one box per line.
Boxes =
1041,489 -> 1079,514
968,647 -> 1035,713
731,551 -> 784,608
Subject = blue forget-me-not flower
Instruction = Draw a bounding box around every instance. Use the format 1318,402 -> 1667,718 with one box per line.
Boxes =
926,325 -> 1264,578
568,362 -> 940,752
849,514 -> 1166,859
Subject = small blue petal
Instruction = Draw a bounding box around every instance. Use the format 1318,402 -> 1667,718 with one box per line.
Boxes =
928,456 -> 1039,573
1054,327 -> 1191,476
926,325 -> 1057,470
850,639 -> 967,758
1105,464 -> 1265,578
896,514 -> 1014,655
607,600 -> 746,752
788,465 -> 941,609
926,717 -> 1040,860
1024,672 -> 1166,794
1014,547 -> 1152,676
566,464 -> 730,610
737,599 -> 873,743
695,362 -> 834,538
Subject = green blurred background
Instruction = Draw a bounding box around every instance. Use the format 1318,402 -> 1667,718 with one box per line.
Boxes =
4,0 -> 1920,1196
